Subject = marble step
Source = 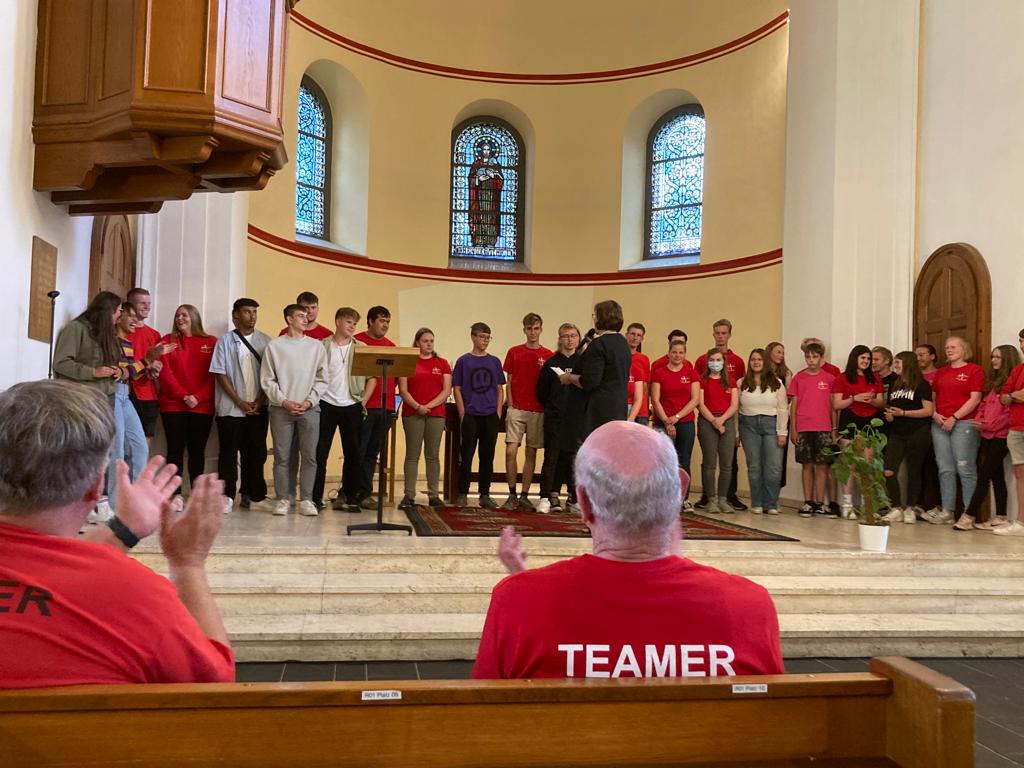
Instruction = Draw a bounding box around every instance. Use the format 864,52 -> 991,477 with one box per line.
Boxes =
206,572 -> 1024,616
225,612 -> 1024,662
134,547 -> 1024,578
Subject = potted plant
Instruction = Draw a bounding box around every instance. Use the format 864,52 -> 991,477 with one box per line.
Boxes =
829,418 -> 891,551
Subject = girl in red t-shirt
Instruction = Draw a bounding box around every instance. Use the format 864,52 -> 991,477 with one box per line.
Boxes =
696,349 -> 739,515
831,345 -> 885,518
397,328 -> 453,510
926,336 -> 984,525
158,305 -> 216,491
650,339 -> 699,508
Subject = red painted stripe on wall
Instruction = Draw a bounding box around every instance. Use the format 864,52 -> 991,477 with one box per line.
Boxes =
288,10 -> 789,85
247,225 -> 782,287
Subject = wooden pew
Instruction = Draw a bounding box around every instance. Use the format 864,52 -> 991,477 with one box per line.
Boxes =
0,657 -> 974,767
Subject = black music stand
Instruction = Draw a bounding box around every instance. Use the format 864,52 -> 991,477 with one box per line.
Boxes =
347,346 -> 419,535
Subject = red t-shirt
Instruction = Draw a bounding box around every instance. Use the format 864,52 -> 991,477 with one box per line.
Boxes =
402,356 -> 452,417
1003,364 -> 1024,431
503,344 -> 552,413
701,376 -> 735,415
472,554 -> 783,680
157,334 -> 216,414
651,354 -> 670,375
932,363 -> 985,419
695,349 -> 746,380
831,373 -> 884,418
787,369 -> 836,433
0,522 -> 234,688
277,323 -> 333,341
627,352 -> 651,418
822,361 -> 842,378
127,323 -> 161,401
355,332 -> 397,411
651,362 -> 697,422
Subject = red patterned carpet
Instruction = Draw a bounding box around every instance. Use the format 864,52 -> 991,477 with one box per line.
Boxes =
404,505 -> 797,541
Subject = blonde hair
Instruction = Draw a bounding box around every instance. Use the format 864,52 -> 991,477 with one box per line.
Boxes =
945,336 -> 973,362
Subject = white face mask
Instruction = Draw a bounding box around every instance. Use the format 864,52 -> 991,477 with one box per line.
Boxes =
708,360 -> 725,373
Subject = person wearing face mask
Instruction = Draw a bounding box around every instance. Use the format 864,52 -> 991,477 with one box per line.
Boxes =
696,350 -> 739,514
157,305 -> 217,493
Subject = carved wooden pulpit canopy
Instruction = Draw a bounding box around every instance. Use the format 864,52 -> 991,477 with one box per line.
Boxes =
32,0 -> 300,215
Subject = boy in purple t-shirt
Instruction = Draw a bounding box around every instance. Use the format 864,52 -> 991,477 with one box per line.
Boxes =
452,322 -> 506,508
787,342 -> 837,518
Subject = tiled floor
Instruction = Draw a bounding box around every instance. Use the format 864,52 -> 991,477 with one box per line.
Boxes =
237,657 -> 1024,766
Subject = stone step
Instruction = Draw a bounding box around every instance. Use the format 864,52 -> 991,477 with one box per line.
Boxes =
134,547 -> 1024,578
205,572 -> 1024,616
224,612 -> 1024,662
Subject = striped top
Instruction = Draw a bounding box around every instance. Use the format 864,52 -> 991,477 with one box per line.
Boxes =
119,337 -> 146,380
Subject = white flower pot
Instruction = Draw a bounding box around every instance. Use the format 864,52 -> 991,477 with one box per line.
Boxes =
858,523 -> 890,552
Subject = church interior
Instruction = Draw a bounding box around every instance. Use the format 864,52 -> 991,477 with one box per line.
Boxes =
3,0 -> 1024,764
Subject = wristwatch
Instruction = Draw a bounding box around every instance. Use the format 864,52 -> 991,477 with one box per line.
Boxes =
106,515 -> 140,549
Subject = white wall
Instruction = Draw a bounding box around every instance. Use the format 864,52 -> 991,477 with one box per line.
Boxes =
0,0 -> 95,389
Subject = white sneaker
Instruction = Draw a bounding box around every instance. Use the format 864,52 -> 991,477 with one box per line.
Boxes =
87,497 -> 113,525
272,499 -> 290,516
882,508 -> 903,523
535,498 -> 551,514
749,506 -> 764,515
903,507 -> 918,524
993,520 -> 1024,536
223,497 -> 233,515
765,508 -> 780,515
681,500 -> 695,512
922,506 -> 944,522
250,498 -> 276,513
297,500 -> 319,517
840,504 -> 855,520
927,508 -> 955,525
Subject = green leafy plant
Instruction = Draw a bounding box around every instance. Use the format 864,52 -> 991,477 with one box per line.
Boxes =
826,418 -> 891,526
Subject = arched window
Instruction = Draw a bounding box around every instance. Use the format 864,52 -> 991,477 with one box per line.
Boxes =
645,105 -> 705,260
450,117 -> 524,262
296,76 -> 332,239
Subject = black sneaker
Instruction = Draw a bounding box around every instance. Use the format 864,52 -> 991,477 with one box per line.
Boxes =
428,496 -> 444,508
397,495 -> 416,512
823,503 -> 840,519
694,496 -> 710,511
726,496 -> 748,512
812,502 -> 829,517
798,501 -> 814,518
828,501 -> 841,518
549,495 -> 562,511
239,495 -> 251,509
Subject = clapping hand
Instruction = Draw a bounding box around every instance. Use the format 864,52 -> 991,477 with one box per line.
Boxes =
159,473 -> 225,570
497,526 -> 528,575
114,457 -> 182,540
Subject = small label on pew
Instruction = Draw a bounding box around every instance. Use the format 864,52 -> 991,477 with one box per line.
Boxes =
731,683 -> 768,694
361,689 -> 403,701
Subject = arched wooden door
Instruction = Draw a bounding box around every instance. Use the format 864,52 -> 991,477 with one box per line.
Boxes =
88,215 -> 135,299
913,243 -> 991,364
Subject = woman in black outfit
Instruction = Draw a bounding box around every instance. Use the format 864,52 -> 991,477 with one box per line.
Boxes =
565,300 -> 631,437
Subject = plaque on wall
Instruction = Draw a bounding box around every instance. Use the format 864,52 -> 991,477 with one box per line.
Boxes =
28,236 -> 58,343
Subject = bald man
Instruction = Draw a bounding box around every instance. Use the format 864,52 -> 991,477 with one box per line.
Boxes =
472,421 -> 783,680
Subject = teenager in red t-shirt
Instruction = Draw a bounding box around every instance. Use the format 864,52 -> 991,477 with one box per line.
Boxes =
158,305 -> 216,490
126,288 -> 164,439
696,349 -> 739,515
350,306 -> 399,508
472,421 -> 783,680
276,291 -> 333,340
397,328 -> 452,511
650,329 -> 688,375
625,322 -> 651,425
501,313 -> 553,510
925,336 -> 984,525
650,339 -> 699,508
787,342 -> 837,516
831,345 -> 885,518
998,330 -> 1024,536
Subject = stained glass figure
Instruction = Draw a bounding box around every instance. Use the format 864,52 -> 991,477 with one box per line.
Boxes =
645,105 -> 705,259
296,77 -> 331,239
450,119 -> 523,261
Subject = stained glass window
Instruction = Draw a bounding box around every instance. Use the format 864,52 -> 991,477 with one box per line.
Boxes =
450,118 -> 524,261
645,105 -> 705,260
296,76 -> 331,239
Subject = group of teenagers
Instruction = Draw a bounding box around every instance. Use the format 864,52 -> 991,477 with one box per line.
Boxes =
51,287 -> 1024,537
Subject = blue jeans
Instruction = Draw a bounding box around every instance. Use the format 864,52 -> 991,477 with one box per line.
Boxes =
931,420 -> 980,511
657,420 -> 695,499
739,414 -> 784,509
108,383 -> 149,511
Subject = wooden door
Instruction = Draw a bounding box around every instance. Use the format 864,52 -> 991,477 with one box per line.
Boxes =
88,215 -> 135,300
913,243 -> 991,364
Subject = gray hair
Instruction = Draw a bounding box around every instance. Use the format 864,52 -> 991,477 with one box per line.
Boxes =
574,427 -> 681,535
0,380 -> 115,511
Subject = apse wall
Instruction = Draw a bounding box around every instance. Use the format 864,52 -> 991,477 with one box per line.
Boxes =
246,0 -> 790,365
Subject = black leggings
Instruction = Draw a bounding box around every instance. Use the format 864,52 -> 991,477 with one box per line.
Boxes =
161,411 -> 214,489
966,437 -> 1008,522
883,426 -> 931,507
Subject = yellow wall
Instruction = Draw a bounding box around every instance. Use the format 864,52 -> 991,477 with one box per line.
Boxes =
246,0 -> 789,491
